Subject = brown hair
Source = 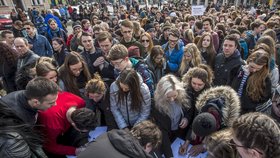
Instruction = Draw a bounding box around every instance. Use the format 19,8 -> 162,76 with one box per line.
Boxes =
36,61 -> 57,77
85,73 -> 106,95
116,69 -> 144,111
108,44 -> 128,61
59,52 -> 91,97
196,32 -> 216,67
246,51 -> 270,101
96,31 -> 113,43
232,112 -> 280,158
130,120 -> 162,149
140,32 -> 154,54
120,19 -> 134,29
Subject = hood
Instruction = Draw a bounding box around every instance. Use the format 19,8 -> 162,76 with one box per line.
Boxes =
195,86 -> 240,127
107,130 -> 152,158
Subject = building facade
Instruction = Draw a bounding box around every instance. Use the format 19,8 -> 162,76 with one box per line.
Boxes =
0,0 -> 50,14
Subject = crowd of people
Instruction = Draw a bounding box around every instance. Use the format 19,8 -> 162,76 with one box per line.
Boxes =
1,1 -> 280,158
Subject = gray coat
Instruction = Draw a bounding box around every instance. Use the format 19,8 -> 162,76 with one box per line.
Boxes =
110,75 -> 151,129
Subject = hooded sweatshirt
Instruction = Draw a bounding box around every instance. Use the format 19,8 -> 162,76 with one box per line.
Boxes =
78,129 -> 152,158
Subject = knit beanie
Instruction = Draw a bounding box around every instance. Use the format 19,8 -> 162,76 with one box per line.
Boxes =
72,21 -> 82,29
192,112 -> 217,137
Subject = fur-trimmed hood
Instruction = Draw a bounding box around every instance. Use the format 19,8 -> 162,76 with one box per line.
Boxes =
195,86 -> 240,127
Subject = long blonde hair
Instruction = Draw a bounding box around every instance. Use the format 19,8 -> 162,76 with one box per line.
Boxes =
154,74 -> 189,115
178,43 -> 202,76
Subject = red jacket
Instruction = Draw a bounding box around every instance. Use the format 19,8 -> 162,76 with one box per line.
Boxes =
38,91 -> 85,155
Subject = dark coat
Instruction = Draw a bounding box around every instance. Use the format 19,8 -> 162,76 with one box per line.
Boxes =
229,66 -> 272,114
213,49 -> 245,86
78,130 -> 153,158
0,90 -> 37,125
0,132 -> 47,158
0,60 -> 17,93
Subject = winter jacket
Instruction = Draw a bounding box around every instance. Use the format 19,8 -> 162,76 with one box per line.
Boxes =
78,129 -> 153,158
213,49 -> 245,86
46,27 -> 68,44
0,132 -> 47,158
130,58 -> 154,96
110,74 -> 151,129
0,90 -> 37,125
54,48 -> 69,67
239,38 -> 249,60
144,54 -> 166,85
17,50 -> 39,70
229,65 -> 272,114
195,86 -> 240,128
0,60 -> 17,93
162,42 -> 184,73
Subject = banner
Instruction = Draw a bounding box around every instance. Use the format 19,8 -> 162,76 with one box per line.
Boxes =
191,5 -> 205,16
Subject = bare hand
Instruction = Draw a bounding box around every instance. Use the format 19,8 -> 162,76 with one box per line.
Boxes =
188,144 -> 206,156
179,118 -> 188,129
93,56 -> 105,67
178,141 -> 189,155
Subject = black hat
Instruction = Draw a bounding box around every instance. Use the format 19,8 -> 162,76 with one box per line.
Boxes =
201,98 -> 224,115
192,113 -> 217,137
72,21 -> 82,29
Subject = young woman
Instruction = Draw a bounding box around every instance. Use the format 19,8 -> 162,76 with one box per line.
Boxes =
110,68 -> 151,130
229,50 -> 272,114
152,74 -> 189,158
85,73 -> 117,130
196,32 -> 216,68
52,37 -> 69,66
36,61 -> 58,83
178,43 -> 203,77
58,52 -> 91,98
0,43 -> 18,93
46,18 -> 67,43
81,19 -> 93,35
140,32 -> 154,58
182,64 -> 213,124
232,112 -> 280,158
205,129 -> 237,158
144,46 -> 166,85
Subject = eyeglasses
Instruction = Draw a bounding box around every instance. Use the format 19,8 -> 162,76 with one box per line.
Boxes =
110,59 -> 124,67
142,39 -> 149,43
229,139 -> 263,155
169,39 -> 178,43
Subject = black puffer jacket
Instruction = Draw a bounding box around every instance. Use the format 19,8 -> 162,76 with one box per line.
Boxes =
78,129 -> 153,158
214,49 -> 245,86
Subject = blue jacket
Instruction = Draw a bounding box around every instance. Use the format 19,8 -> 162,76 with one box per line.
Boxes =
110,75 -> 151,129
239,38 -> 249,60
162,42 -> 184,73
26,34 -> 53,57
44,13 -> 63,30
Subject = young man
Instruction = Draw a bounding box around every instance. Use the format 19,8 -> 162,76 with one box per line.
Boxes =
0,77 -> 59,125
24,21 -> 53,57
120,19 -> 145,58
214,34 -> 244,86
78,120 -> 162,158
162,28 -> 184,73
1,30 -> 15,47
38,91 -> 97,157
108,44 -> 154,96
245,20 -> 262,50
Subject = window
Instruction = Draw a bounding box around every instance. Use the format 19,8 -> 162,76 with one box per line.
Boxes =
0,0 -> 7,6
31,0 -> 43,5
